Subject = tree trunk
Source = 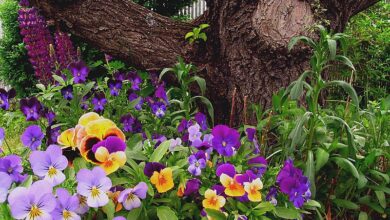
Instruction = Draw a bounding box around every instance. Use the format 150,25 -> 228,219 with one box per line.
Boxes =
30,0 -> 379,125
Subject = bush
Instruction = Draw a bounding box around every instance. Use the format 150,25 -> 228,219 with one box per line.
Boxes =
133,0 -> 197,17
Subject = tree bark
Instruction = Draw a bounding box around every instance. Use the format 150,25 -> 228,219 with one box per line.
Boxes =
31,0 -> 379,125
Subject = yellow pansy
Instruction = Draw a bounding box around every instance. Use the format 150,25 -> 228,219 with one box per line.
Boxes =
220,174 -> 245,197
202,189 -> 226,210
95,147 -> 126,175
243,178 -> 263,202
150,168 -> 174,193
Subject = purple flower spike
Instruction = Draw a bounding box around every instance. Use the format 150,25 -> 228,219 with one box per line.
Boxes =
0,155 -> 26,183
188,151 -> 206,176
21,125 -> 44,150
61,85 -> 74,101
216,163 -> 236,178
0,88 -> 16,110
20,97 -> 42,121
55,31 -> 77,69
76,167 -> 112,208
184,179 -> 201,196
118,182 -> 148,211
8,180 -> 56,220
113,217 -> 126,220
195,112 -> 208,131
0,172 -> 12,203
51,188 -> 80,220
144,162 -> 165,177
70,61 -> 89,84
29,145 -> 68,186
91,92 -> 107,112
108,79 -> 122,97
212,125 -> 240,157
151,102 -> 166,118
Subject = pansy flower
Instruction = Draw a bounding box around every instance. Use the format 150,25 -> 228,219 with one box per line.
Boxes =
184,179 -> 201,196
0,88 -> 16,110
8,180 -> 56,220
144,162 -> 165,177
0,172 -> 12,203
91,92 -> 107,112
127,71 -> 142,91
212,125 -> 240,157
266,187 -> 278,205
75,195 -> 89,214
117,182 -> 148,211
51,188 -> 80,220
0,127 -> 4,152
92,136 -> 127,174
188,123 -> 202,147
188,151 -> 206,176
76,167 -> 112,208
20,97 -> 42,121
21,125 -> 44,150
128,92 -> 143,110
243,178 -> 263,202
29,145 -> 68,186
217,163 -> 245,197
151,102 -> 166,118
61,85 -> 74,101
0,155 -> 26,183
120,114 -> 142,133
202,189 -> 226,210
150,167 -> 174,193
108,79 -> 122,96
70,61 -> 89,84
155,84 -> 169,104
248,156 -> 268,177
195,112 -> 208,131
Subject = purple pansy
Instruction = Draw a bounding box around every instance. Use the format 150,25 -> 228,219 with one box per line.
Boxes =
0,155 -> 26,183
75,195 -> 89,214
117,182 -> 148,211
155,85 -> 169,104
0,172 -> 12,203
70,61 -> 89,84
8,180 -> 56,220
44,110 -> 56,126
169,138 -> 182,152
236,170 -> 257,184
188,123 -> 202,147
20,97 -> 42,121
21,125 -> 45,150
144,162 -> 165,177
128,93 -> 144,110
248,156 -> 268,177
76,167 -> 112,208
91,92 -> 107,112
151,102 -> 166,118
51,188 -> 80,220
127,71 -> 142,91
61,85 -> 73,101
216,163 -> 236,178
114,72 -> 126,81
29,145 -> 68,186
0,88 -> 16,110
266,187 -> 278,205
184,178 -> 201,196
91,136 -> 126,154
188,151 -> 206,176
108,79 -> 122,96
212,125 -> 240,157
120,114 -> 142,133
195,112 -> 208,131
0,127 -> 4,152
177,119 -> 188,133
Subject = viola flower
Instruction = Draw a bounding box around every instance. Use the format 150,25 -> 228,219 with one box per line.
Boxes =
57,128 -> 77,148
114,72 -> 126,81
76,167 -> 112,208
150,167 -> 174,193
127,71 -> 142,91
216,163 -> 236,178
212,125 -> 240,157
70,61 -> 89,84
202,189 -> 226,210
108,79 -> 122,96
144,162 -> 165,177
29,145 -> 68,186
91,92 -> 107,113
61,85 -> 74,100
188,123 -> 202,147
248,156 -> 268,177
128,93 -> 143,110
151,102 -> 166,118
51,188 -> 80,220
188,151 -> 206,176
0,88 -> 16,110
113,217 -> 126,220
0,127 -> 4,151
177,119 -> 188,133
266,187 -> 278,205
44,110 -> 56,126
220,174 -> 245,197
0,172 -> 12,202
184,179 -> 201,196
195,112 -> 208,131
0,155 -> 26,183
120,114 -> 142,133
21,125 -> 45,150
155,85 -> 169,104
92,136 -> 127,174
169,138 -> 182,152
243,178 -> 263,202
75,195 -> 89,214
246,128 -> 260,154
117,182 -> 148,211
177,184 -> 185,197
20,97 -> 42,121
8,180 -> 56,220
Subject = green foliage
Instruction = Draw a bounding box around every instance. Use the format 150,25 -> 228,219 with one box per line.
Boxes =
0,0 -> 36,97
133,0 -> 196,17
185,24 -> 210,44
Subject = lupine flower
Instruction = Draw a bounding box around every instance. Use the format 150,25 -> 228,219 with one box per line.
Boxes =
108,79 -> 122,96
150,167 -> 174,193
70,61 -> 89,84
188,151 -> 206,176
8,180 -> 56,219
61,85 -> 74,100
20,97 -> 42,121
195,112 -> 208,131
51,188 -> 80,220
128,93 -> 143,110
248,156 -> 268,177
266,187 -> 278,205
76,167 -> 112,208
243,178 -> 263,202
92,92 -> 107,112
0,172 -> 12,203
155,85 -> 169,104
184,179 -> 201,196
127,71 -> 142,91
144,162 -> 165,177
169,138 -> 182,151
120,114 -> 142,133
0,155 -> 26,183
117,182 -> 148,211
212,125 -> 240,157
55,31 -> 77,69
21,125 -> 44,150
188,123 -> 202,147
0,88 -> 16,110
92,136 -> 127,174
202,189 -> 226,210
29,145 -> 68,186
151,102 -> 166,118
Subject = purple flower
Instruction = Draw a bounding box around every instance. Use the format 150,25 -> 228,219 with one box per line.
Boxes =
61,85 -> 73,100
120,114 -> 142,133
20,97 -> 42,121
248,156 -> 268,177
29,145 -> 68,186
55,31 -> 77,69
245,128 -> 256,142
266,187 -> 278,205
212,125 -> 240,157
70,61 -> 89,84
0,127 -> 4,152
113,217 -> 126,220
91,92 -> 107,112
177,119 -> 188,133
128,92 -> 144,110
195,112 -> 208,131
0,155 -> 26,183
151,102 -> 166,118
188,123 -> 202,147
75,195 -> 89,214
155,85 -> 169,104
188,151 -> 206,176
108,79 -> 122,96
117,182 -> 148,210
47,126 -> 61,146
216,163 -> 236,178
184,178 -> 201,196
91,136 -> 126,154
8,180 -> 56,219
0,172 -> 12,202
51,188 -> 80,220
114,72 -> 126,81
44,110 -> 56,126
144,162 -> 165,177
238,215 -> 248,220
0,88 -> 16,110
236,170 -> 257,184
76,167 -> 112,208
21,125 -> 44,150
127,71 -> 142,91
169,138 -> 182,152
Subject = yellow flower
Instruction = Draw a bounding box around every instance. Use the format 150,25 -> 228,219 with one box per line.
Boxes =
220,174 -> 245,197
95,147 -> 126,175
243,178 -> 263,202
57,128 -> 76,148
85,118 -> 117,139
202,189 -> 226,210
150,168 -> 174,193
177,184 -> 185,197
78,112 -> 101,126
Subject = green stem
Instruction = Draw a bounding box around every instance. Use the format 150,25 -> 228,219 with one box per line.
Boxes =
4,138 -> 13,154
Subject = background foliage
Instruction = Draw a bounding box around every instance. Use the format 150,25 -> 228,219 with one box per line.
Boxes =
133,0 -> 196,17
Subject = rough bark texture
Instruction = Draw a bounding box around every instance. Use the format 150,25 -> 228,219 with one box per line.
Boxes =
31,0 -> 379,125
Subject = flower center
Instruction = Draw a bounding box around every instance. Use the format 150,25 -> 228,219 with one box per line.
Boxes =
48,166 -> 57,177
63,210 -> 72,219
29,205 -> 42,218
7,167 -> 13,173
158,174 -> 167,186
78,195 -> 87,206
208,196 -> 218,206
195,161 -> 200,167
30,109 -> 34,114
250,185 -> 257,194
77,73 -> 81,77
126,193 -> 135,202
222,141 -> 227,147
91,186 -> 100,198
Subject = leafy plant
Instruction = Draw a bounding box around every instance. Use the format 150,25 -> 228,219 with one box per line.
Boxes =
185,24 -> 210,44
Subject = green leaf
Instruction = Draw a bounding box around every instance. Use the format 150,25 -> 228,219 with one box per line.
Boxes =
156,206 -> 178,220
199,32 -> 208,42
334,55 -> 355,71
36,83 -> 46,91
128,97 -> 142,109
327,39 -> 337,60
20,175 -> 33,187
205,209 -> 227,220
185,32 -> 194,40
102,200 -> 115,219
253,202 -> 275,216
331,157 -> 359,179
150,140 -> 171,162
305,200 -> 321,208
0,203 -> 12,220
357,172 -> 368,189
288,36 -> 316,51
305,150 -> 316,197
326,80 -> 359,108
315,148 -> 329,172
274,207 -> 300,219
325,116 -> 356,153
159,68 -> 173,81
192,76 -> 206,95
192,96 -> 214,125
290,71 -> 311,100
374,190 -> 386,208
288,112 -> 312,149
127,207 -> 142,220
73,157 -> 88,173
367,185 -> 390,194
358,212 -> 368,220
333,199 -> 359,210
199,23 -> 210,30
52,74 -> 66,85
